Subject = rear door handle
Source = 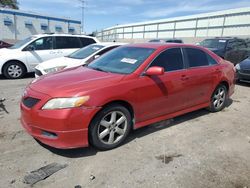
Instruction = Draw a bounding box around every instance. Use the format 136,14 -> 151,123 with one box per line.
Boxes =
215,68 -> 221,73
181,75 -> 189,81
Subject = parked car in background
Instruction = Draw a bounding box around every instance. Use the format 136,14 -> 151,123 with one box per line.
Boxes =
0,40 -> 12,48
21,43 -> 235,150
35,42 -> 125,77
235,57 -> 250,83
149,38 -> 183,43
198,37 -> 249,65
0,34 -> 98,79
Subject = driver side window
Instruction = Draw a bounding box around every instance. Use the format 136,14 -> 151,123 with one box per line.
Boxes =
26,37 -> 53,51
150,48 -> 184,72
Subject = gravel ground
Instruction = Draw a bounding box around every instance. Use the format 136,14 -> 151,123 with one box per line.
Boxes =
0,75 -> 250,188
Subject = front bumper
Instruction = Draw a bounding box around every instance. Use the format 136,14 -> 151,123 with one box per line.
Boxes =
20,87 -> 100,149
236,71 -> 250,82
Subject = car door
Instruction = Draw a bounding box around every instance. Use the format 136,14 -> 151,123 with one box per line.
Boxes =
183,47 -> 219,108
54,36 -> 82,57
134,47 -> 188,122
23,36 -> 57,70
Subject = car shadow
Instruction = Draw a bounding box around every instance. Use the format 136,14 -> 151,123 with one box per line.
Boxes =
0,72 -> 35,80
38,99 -> 233,158
36,140 -> 98,158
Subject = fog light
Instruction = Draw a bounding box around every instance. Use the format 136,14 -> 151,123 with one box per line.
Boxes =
41,131 -> 57,139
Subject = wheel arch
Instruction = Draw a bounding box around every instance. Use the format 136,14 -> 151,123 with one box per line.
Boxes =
2,60 -> 28,73
89,99 -> 135,131
100,100 -> 135,124
218,80 -> 229,92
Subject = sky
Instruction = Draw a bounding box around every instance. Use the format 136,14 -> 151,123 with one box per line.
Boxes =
18,0 -> 250,33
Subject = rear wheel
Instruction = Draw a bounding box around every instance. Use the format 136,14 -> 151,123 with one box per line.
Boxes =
3,61 -> 26,79
208,84 -> 228,112
89,105 -> 132,150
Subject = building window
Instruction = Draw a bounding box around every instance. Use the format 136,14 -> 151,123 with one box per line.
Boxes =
25,21 -> 33,27
68,27 -> 75,33
41,23 -> 48,30
4,18 -> 13,26
55,25 -> 62,32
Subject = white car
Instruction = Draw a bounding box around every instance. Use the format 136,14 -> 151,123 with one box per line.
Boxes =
34,42 -> 125,77
0,34 -> 98,79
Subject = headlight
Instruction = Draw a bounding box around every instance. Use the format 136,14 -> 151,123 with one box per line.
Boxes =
42,96 -> 89,110
235,64 -> 241,70
44,66 -> 67,73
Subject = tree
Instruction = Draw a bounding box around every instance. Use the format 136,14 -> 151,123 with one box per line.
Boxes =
0,0 -> 19,9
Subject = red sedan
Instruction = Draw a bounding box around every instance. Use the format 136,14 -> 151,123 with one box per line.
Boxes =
20,43 -> 235,150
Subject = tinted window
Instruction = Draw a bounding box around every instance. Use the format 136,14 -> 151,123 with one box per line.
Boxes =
55,37 -> 81,49
88,47 -> 155,74
207,54 -> 218,65
185,48 -> 209,67
79,37 -> 96,47
26,37 -> 53,50
199,39 -> 226,50
150,48 -> 184,72
227,39 -> 246,50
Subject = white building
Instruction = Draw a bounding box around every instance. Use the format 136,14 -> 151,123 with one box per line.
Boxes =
0,8 -> 81,42
96,7 -> 250,43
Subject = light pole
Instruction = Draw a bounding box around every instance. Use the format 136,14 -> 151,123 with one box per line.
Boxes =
78,0 -> 85,34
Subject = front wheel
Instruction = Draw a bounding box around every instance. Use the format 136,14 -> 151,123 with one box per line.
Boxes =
3,61 -> 26,79
89,105 -> 132,150
208,84 -> 228,112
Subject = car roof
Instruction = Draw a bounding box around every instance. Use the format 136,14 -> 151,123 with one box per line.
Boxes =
33,33 -> 97,39
92,42 -> 127,47
125,43 -> 197,49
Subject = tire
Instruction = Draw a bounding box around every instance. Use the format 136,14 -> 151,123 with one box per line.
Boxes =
3,61 -> 26,79
208,84 -> 228,112
89,104 -> 132,150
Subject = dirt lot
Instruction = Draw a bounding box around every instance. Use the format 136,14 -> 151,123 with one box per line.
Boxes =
0,75 -> 250,188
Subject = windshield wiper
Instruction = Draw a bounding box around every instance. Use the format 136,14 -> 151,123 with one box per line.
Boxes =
86,66 -> 109,73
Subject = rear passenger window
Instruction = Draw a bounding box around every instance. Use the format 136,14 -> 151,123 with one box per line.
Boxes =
185,48 -> 209,67
207,54 -> 218,65
79,37 -> 96,47
55,37 -> 81,49
150,48 -> 184,72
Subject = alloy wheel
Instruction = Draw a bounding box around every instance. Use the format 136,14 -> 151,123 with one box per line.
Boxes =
213,87 -> 226,110
97,111 -> 128,145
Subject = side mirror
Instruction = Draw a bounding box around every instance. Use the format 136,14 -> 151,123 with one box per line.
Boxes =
27,45 -> 35,51
94,55 -> 100,59
145,66 -> 164,76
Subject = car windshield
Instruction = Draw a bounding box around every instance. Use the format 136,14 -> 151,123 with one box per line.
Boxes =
9,37 -> 34,49
199,39 -> 227,50
68,44 -> 105,59
87,46 -> 155,74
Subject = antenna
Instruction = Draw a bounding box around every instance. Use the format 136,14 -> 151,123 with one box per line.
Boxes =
78,0 -> 85,33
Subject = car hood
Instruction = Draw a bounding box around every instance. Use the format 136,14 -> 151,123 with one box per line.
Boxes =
36,56 -> 86,70
239,58 -> 250,69
0,48 -> 19,57
29,66 -> 125,97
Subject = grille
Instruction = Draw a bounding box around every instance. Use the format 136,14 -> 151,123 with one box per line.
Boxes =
22,97 -> 40,108
240,69 -> 250,75
35,69 -> 43,76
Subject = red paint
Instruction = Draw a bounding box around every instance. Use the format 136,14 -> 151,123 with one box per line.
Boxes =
20,43 -> 235,149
